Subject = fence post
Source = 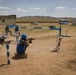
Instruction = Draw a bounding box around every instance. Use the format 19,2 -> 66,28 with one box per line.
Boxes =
59,26 -> 62,36
6,43 -> 10,65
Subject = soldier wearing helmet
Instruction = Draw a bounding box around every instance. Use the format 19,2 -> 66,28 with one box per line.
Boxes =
16,34 -> 29,55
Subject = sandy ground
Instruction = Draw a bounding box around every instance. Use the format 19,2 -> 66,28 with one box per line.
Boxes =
0,32 -> 76,75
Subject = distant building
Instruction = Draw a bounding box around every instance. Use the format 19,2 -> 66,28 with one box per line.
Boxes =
72,20 -> 76,26
58,19 -> 69,24
0,15 -> 16,25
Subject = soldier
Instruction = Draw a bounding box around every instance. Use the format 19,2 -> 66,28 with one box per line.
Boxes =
5,25 -> 12,36
15,25 -> 20,36
15,34 -> 36,58
0,33 -> 8,45
16,34 -> 29,55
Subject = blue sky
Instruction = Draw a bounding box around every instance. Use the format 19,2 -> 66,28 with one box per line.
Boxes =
0,0 -> 76,17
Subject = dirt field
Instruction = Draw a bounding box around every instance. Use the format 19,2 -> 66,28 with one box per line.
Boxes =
0,23 -> 76,75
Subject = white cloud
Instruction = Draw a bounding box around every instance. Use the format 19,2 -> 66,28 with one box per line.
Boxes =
0,6 -> 11,9
56,6 -> 66,10
28,7 -> 41,10
72,8 -> 76,10
16,8 -> 27,12
16,7 -> 41,12
43,9 -> 47,10
0,11 -> 9,15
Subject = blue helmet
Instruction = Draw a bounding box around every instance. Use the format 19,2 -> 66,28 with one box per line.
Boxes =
21,34 -> 27,39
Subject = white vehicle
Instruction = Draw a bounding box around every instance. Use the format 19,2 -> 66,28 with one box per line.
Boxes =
31,22 -> 38,25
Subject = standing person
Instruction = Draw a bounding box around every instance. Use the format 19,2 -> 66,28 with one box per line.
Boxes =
52,36 -> 62,52
5,25 -> 12,36
15,25 -> 20,36
15,31 -> 20,42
